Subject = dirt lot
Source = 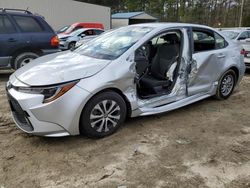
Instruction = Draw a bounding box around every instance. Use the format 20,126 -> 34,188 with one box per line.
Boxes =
0,70 -> 250,188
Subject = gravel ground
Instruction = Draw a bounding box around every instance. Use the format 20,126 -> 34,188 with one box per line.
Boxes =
0,70 -> 250,188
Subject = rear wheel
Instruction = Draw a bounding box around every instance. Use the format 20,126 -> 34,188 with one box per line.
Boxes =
14,52 -> 39,70
215,69 -> 236,100
80,91 -> 127,138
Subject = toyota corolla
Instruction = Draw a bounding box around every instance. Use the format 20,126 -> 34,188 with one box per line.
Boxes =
6,23 -> 245,138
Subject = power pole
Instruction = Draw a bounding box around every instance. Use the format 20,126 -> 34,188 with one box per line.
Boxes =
239,0 -> 245,27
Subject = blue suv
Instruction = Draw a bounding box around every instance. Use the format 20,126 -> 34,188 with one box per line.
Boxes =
0,8 -> 60,69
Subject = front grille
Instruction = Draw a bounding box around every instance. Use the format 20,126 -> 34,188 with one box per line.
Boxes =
6,90 -> 34,132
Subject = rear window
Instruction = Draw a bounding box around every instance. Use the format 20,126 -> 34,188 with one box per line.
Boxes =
13,15 -> 44,32
0,15 -> 16,34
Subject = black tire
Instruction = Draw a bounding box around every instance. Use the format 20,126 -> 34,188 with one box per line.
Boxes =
80,91 -> 127,138
215,69 -> 237,100
14,52 -> 39,70
68,42 -> 76,50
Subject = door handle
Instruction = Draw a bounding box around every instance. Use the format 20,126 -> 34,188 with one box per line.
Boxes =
217,54 -> 226,58
8,38 -> 17,42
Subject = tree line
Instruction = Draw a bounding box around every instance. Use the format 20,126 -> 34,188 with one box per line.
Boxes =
76,0 -> 250,27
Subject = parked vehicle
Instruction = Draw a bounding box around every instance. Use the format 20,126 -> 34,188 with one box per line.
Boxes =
222,29 -> 250,68
58,28 -> 104,50
75,35 -> 98,48
0,8 -> 60,70
57,22 -> 104,34
6,23 -> 245,138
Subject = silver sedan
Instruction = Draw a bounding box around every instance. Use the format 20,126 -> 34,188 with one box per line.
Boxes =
6,23 -> 245,138
58,28 -> 104,50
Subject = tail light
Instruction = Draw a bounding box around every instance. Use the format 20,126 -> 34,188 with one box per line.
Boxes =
240,49 -> 246,56
51,36 -> 59,47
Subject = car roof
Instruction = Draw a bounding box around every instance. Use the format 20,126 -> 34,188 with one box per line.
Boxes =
1,11 -> 43,19
222,29 -> 249,33
75,28 -> 104,32
128,22 -> 217,31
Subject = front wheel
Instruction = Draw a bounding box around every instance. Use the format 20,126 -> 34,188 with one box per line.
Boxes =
80,91 -> 127,138
68,42 -> 76,50
215,69 -> 236,100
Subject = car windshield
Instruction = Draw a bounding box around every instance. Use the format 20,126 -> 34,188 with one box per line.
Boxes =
58,25 -> 69,33
222,31 -> 239,40
75,26 -> 153,60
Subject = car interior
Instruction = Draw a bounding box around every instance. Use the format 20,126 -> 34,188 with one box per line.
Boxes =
135,30 -> 182,98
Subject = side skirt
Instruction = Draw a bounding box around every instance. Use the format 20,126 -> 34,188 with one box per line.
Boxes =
131,93 -> 211,117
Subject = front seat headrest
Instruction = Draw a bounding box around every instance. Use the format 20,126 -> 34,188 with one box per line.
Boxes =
161,34 -> 180,44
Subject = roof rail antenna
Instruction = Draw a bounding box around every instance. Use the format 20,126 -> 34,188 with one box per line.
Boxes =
0,8 -> 32,14
25,7 -> 29,13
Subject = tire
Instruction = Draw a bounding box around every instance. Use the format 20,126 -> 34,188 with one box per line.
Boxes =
80,91 -> 127,138
14,52 -> 39,70
68,42 -> 76,50
215,69 -> 237,100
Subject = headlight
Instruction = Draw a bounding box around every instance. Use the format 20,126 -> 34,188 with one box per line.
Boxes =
59,37 -> 70,42
15,80 -> 79,103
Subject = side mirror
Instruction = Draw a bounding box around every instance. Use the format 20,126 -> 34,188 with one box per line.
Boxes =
80,34 -> 86,38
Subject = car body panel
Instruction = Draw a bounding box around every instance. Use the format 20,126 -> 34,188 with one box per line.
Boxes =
188,43 -> 243,95
13,51 -> 111,86
7,23 -> 246,136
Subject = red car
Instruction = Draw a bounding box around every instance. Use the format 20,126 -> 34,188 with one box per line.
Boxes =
57,22 -> 104,34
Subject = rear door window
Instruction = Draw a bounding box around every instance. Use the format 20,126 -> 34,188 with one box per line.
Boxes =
238,31 -> 248,40
193,30 -> 215,52
0,15 -> 16,34
13,15 -> 44,32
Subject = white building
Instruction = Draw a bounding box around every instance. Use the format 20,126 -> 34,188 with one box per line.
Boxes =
0,0 -> 111,30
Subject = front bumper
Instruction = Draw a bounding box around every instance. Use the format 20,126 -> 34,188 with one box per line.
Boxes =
59,41 -> 69,50
244,57 -> 250,68
6,81 -> 91,137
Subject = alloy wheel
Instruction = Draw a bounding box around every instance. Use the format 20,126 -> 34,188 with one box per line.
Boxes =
90,100 -> 121,133
220,74 -> 234,97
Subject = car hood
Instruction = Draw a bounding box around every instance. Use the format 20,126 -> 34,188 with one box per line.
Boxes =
13,51 -> 111,86
58,33 -> 72,39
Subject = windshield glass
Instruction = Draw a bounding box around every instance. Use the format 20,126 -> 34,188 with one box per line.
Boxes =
75,26 -> 153,60
58,26 -> 69,33
222,31 -> 239,40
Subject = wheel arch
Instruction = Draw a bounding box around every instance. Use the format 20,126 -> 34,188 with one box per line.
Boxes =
78,87 -> 132,136
228,66 -> 239,83
10,48 -> 42,68
83,87 -> 132,118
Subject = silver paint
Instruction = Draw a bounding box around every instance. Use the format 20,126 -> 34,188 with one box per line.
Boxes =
7,23 -> 246,136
